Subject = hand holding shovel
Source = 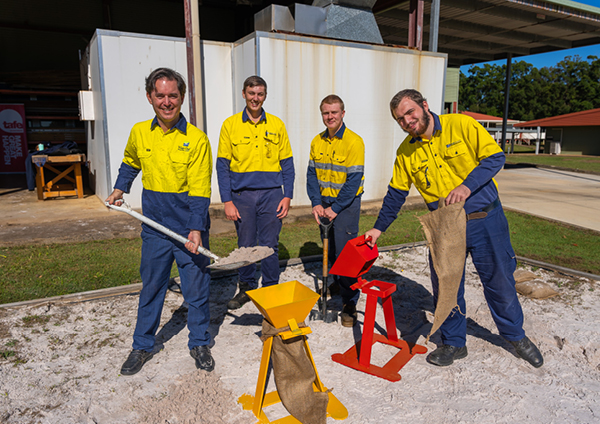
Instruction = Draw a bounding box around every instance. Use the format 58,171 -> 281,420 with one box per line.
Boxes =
106,201 -> 272,271
310,215 -> 337,323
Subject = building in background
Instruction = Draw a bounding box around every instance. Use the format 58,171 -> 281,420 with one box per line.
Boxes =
515,108 -> 600,156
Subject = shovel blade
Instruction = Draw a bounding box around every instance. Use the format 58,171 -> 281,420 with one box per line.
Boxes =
309,308 -> 338,323
207,261 -> 252,271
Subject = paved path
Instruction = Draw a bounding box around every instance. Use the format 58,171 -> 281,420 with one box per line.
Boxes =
495,166 -> 600,232
2,165 -> 598,246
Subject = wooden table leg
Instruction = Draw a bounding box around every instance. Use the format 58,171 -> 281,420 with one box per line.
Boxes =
36,166 -> 45,200
74,163 -> 83,198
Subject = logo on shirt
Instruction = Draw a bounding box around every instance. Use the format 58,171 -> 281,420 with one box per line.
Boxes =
183,142 -> 189,147
446,140 -> 462,148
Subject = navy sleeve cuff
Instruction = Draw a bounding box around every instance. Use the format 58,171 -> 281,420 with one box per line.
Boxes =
306,165 -> 322,206
114,162 -> 141,193
186,196 -> 210,232
374,186 -> 408,232
216,157 -> 232,203
280,157 -> 295,199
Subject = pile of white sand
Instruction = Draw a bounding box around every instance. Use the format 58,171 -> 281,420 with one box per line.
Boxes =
1,246 -> 599,423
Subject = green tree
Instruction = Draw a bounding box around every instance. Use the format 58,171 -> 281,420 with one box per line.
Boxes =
459,55 -> 600,121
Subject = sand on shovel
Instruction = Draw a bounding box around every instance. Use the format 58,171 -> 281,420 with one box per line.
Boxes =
213,246 -> 274,267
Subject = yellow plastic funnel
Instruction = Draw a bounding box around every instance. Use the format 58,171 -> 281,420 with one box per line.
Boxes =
247,280 -> 319,329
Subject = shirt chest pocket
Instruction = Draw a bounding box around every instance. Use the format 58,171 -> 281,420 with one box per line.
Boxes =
231,138 -> 253,161
137,148 -> 153,173
443,141 -> 467,159
263,135 -> 280,160
169,149 -> 190,180
410,163 -> 431,189
332,153 -> 347,167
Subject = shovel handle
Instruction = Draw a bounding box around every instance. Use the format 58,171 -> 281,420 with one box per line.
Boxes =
106,203 -> 220,261
322,238 -> 329,278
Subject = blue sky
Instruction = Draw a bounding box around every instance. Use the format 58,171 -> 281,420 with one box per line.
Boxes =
460,0 -> 600,73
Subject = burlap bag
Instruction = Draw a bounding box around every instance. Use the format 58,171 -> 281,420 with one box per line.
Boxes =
418,200 -> 467,343
260,320 -> 329,424
513,269 -> 538,284
515,280 -> 559,299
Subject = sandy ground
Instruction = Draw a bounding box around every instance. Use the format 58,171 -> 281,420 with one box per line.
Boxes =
1,246 -> 599,423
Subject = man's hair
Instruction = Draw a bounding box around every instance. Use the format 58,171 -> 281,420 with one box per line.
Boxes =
243,75 -> 267,92
389,89 -> 427,118
145,68 -> 186,97
320,94 -> 345,111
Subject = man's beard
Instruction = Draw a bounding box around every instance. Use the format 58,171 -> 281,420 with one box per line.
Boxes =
403,106 -> 431,138
415,109 -> 431,136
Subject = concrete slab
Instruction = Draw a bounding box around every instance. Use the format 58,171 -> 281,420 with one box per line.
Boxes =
496,166 -> 600,232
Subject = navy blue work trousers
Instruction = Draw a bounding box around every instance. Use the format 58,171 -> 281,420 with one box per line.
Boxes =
133,229 -> 211,352
323,195 -> 361,306
430,205 -> 525,347
232,187 -> 283,288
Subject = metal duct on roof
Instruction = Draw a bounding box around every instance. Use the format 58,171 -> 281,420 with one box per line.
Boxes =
254,2 -> 383,45
322,4 -> 383,44
254,5 -> 295,33
312,0 -> 378,9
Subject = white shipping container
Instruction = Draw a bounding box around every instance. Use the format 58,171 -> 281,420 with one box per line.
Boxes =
83,30 -> 447,209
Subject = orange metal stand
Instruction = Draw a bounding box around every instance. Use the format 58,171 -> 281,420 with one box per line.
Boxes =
331,277 -> 427,382
329,236 -> 427,382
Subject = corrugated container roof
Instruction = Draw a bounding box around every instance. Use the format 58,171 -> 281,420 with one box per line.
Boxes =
514,108 -> 600,127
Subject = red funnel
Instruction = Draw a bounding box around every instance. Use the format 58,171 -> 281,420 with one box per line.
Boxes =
329,235 -> 378,278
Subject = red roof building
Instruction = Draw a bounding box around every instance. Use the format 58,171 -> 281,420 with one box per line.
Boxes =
514,108 -> 600,128
459,111 -> 519,126
515,108 -> 600,155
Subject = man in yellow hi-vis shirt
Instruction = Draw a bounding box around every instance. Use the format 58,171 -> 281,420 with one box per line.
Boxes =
217,76 -> 295,309
106,68 -> 214,375
307,95 -> 365,327
365,89 -> 543,369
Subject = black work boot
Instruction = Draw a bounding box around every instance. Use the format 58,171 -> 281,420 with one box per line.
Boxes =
340,303 -> 357,327
510,336 -> 544,368
120,349 -> 154,375
427,345 -> 468,366
227,281 -> 251,310
190,345 -> 215,372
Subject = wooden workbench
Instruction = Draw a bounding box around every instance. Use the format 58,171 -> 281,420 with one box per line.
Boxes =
33,154 -> 86,200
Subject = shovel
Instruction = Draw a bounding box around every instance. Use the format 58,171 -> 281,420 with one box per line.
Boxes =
106,202 -> 271,271
310,215 -> 337,323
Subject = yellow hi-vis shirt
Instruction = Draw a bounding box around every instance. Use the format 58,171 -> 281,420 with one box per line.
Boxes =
216,109 -> 294,202
390,113 -> 501,204
307,124 -> 364,210
116,116 -> 212,233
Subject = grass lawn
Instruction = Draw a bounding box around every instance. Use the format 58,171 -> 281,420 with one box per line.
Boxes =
505,153 -> 600,174
1,209 -> 598,305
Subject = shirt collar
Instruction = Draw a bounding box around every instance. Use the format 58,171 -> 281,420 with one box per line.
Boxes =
151,113 -> 188,134
409,111 -> 442,144
242,108 -> 267,123
321,122 -> 346,140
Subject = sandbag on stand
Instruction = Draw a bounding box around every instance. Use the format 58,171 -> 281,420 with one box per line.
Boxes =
261,320 -> 329,424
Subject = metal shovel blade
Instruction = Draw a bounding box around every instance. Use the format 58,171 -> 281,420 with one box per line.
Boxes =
206,246 -> 274,271
207,261 -> 252,271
